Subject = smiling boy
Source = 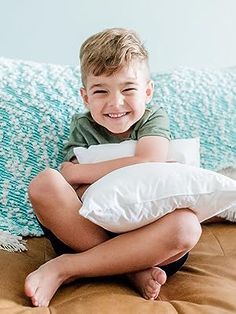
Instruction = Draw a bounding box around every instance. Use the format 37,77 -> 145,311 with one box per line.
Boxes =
24,28 -> 201,307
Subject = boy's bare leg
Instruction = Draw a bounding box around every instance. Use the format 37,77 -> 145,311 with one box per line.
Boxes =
25,171 -> 202,307
28,168 -> 110,252
26,168 -> 169,303
25,210 -> 201,307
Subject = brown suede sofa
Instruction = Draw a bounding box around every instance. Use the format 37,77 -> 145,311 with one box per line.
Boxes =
0,222 -> 236,314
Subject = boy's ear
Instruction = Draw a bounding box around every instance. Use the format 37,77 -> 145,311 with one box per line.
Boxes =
145,80 -> 154,104
80,87 -> 89,108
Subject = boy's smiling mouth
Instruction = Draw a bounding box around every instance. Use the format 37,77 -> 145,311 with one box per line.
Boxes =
105,112 -> 129,118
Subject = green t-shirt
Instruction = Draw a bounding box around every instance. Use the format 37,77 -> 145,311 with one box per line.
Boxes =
63,103 -> 171,161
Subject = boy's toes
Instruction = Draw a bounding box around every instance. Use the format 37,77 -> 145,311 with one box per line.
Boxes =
31,295 -> 39,307
148,278 -> 159,290
152,268 -> 167,285
33,287 -> 46,307
24,274 -> 38,298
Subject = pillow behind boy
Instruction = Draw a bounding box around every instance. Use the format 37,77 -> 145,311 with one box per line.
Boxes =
74,138 -> 200,167
80,163 -> 236,233
152,68 -> 236,171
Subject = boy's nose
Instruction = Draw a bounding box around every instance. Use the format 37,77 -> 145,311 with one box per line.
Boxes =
109,94 -> 125,108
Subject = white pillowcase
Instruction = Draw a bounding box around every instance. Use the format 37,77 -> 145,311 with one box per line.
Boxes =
80,163 -> 236,233
74,138 -> 200,167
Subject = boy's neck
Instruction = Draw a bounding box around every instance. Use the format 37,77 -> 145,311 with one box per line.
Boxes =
111,128 -> 132,140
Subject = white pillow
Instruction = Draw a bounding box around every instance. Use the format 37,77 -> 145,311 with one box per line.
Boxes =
74,138 -> 200,167
80,163 -> 236,233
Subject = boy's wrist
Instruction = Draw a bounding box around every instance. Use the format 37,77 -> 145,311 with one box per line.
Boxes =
60,162 -> 81,185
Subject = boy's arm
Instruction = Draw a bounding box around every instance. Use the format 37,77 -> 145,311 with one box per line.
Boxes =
60,157 -> 91,197
60,136 -> 169,185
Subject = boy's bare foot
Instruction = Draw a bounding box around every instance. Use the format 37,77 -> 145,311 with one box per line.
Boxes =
127,267 -> 167,300
24,256 -> 68,307
25,256 -> 166,306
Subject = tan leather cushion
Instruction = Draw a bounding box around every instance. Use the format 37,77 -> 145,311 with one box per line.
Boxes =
0,223 -> 235,314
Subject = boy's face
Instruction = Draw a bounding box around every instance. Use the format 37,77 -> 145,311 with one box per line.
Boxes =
80,61 -> 153,137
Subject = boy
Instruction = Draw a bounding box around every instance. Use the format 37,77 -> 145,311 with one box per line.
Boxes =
24,28 -> 202,307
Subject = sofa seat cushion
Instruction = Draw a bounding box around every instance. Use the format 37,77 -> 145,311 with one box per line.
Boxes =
0,223 -> 235,314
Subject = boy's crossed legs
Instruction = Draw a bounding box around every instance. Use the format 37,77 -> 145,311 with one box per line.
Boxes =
24,169 -> 202,307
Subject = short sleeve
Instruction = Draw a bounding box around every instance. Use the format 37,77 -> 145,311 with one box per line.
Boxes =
135,106 -> 171,140
63,114 -> 88,161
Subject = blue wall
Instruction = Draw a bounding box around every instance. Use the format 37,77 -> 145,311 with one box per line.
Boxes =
0,0 -> 235,72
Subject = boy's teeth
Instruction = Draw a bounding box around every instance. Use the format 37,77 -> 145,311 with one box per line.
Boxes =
108,113 -> 126,118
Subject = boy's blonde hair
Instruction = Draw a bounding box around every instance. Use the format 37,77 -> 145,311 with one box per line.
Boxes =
80,28 -> 149,86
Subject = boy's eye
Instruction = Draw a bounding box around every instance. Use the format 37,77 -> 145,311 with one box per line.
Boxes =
123,88 -> 136,92
93,90 -> 107,94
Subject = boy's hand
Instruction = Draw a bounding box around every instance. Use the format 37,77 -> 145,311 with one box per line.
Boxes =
60,161 -> 78,185
60,156 -> 78,173
60,161 -> 90,197
75,184 -> 91,199
60,161 -> 75,171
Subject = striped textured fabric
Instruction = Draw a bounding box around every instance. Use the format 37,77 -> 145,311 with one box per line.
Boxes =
0,58 -> 84,237
152,67 -> 236,171
0,58 -> 235,238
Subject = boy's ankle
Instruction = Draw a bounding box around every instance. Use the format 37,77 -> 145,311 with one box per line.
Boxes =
58,254 -> 81,280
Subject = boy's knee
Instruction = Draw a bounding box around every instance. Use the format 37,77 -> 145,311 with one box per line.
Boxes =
173,209 -> 202,252
28,168 -> 60,202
